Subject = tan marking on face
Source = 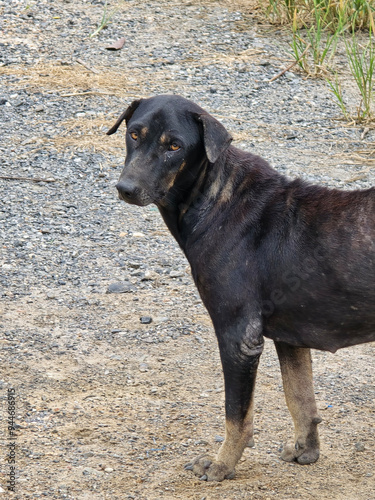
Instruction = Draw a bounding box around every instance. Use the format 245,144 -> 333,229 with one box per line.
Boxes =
177,160 -> 186,174
160,133 -> 168,144
165,161 -> 187,191
140,126 -> 148,138
165,172 -> 176,190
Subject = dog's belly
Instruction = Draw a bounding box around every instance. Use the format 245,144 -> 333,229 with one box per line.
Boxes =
263,311 -> 375,353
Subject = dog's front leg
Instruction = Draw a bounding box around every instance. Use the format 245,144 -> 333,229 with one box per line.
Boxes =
185,321 -> 264,481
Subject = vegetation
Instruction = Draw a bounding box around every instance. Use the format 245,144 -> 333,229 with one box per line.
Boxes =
260,0 -> 375,122
89,0 -> 121,38
264,0 -> 374,31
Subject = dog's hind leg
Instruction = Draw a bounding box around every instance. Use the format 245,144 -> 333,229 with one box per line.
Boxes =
275,341 -> 322,464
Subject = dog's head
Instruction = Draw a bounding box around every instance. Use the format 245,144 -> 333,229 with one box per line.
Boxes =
107,95 -> 232,207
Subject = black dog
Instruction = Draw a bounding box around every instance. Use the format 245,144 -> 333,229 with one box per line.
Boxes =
107,95 -> 375,481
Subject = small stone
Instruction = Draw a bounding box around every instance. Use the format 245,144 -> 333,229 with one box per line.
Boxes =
132,232 -> 145,238
22,137 -> 38,145
107,282 -> 134,293
140,316 -> 152,324
194,439 -> 208,446
141,270 -> 158,281
128,261 -> 141,269
169,270 -> 184,278
214,435 -> 224,442
355,442 -> 365,452
82,467 -> 104,476
104,467 -> 114,473
35,105 -> 44,112
154,316 -> 168,324
139,363 -> 149,372
150,387 -> 158,394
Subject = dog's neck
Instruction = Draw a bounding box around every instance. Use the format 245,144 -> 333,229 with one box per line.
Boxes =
157,147 -> 242,250
157,155 -> 211,249
157,145 -> 284,253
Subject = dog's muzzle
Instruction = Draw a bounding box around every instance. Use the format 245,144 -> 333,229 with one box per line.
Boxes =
116,180 -> 152,206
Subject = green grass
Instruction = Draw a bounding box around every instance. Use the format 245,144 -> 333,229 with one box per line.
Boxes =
90,1 -> 121,38
291,0 -> 341,75
344,27 -> 375,121
326,73 -> 351,119
263,0 -> 374,31
261,0 -> 375,122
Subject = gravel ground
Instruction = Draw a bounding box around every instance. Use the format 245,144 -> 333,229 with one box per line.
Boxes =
0,0 -> 374,499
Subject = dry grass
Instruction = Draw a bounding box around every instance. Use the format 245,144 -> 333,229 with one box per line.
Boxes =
54,115 -> 125,153
1,62 -> 158,153
1,62 -> 141,96
22,115 -> 127,155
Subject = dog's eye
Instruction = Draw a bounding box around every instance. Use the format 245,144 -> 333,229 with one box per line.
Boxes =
169,143 -> 180,151
130,132 -> 138,141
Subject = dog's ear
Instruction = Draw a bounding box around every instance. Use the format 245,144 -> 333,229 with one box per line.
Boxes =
195,113 -> 233,163
106,99 -> 143,135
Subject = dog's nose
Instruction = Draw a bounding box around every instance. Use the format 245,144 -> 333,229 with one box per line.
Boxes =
116,180 -> 138,201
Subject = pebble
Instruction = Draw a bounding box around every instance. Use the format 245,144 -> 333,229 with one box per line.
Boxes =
129,261 -> 141,269
142,270 -> 159,281
140,316 -> 153,324
82,467 -> 104,476
154,316 -> 169,323
355,442 -> 365,452
169,270 -> 184,278
107,282 -> 135,293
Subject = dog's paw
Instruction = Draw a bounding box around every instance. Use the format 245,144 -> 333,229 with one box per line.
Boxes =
184,455 -> 235,481
281,441 -> 320,464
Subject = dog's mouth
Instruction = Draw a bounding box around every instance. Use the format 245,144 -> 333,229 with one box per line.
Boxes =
116,181 -> 153,206
117,191 -> 153,207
